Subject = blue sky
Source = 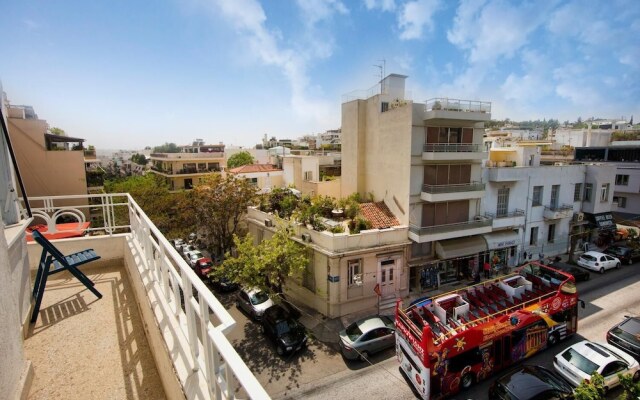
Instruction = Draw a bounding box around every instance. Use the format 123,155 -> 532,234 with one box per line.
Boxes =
1,0 -> 639,150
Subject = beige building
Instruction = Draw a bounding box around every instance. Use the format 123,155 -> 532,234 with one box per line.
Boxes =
228,163 -> 284,193
341,74 -> 492,295
282,154 -> 341,198
149,140 -> 226,190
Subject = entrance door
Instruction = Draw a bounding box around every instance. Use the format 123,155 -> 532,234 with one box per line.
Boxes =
379,259 -> 396,297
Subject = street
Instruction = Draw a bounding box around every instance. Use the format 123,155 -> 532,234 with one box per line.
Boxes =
212,263 -> 640,400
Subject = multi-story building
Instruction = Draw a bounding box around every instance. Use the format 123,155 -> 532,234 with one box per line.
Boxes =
227,163 -> 283,193
149,140 -> 226,190
282,154 -> 341,198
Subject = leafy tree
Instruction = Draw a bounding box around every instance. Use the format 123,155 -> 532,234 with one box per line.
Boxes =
227,151 -> 255,169
131,153 -> 147,165
574,372 -> 605,400
152,142 -> 180,153
190,174 -> 257,257
49,127 -> 66,136
619,372 -> 640,399
218,226 -> 309,295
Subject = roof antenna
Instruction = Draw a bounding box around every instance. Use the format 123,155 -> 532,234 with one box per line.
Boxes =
373,59 -> 386,93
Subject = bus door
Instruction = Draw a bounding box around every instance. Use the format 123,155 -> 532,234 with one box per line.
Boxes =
502,335 -> 513,368
492,338 -> 502,370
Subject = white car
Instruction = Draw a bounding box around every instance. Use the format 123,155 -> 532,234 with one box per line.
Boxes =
181,244 -> 197,260
577,251 -> 621,273
171,238 -> 185,252
235,288 -> 274,320
185,250 -> 205,268
553,340 -> 640,391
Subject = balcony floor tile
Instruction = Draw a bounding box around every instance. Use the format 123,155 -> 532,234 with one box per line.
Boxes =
24,264 -> 166,400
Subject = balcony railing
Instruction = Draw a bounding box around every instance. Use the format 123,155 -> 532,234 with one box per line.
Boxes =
544,204 -> 574,212
151,153 -> 225,159
422,182 -> 485,194
409,216 -> 492,236
485,209 -> 525,219
425,98 -> 491,113
423,143 -> 484,153
21,194 -> 269,399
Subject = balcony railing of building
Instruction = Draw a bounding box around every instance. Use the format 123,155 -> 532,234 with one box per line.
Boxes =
485,209 -> 525,219
20,193 -> 269,399
423,143 -> 485,153
425,98 -> 491,113
544,204 -> 574,213
409,216 -> 492,236
422,182 -> 485,194
150,153 -> 225,159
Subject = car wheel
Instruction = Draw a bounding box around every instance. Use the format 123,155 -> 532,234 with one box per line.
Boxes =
616,262 -> 621,269
599,267 -> 605,274
359,351 -> 369,362
461,372 -> 474,390
277,345 -> 285,356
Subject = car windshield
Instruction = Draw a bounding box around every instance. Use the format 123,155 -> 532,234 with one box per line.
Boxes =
537,367 -> 570,390
613,319 -> 640,344
561,348 -> 599,375
345,322 -> 363,341
275,320 -> 295,336
379,315 -> 395,329
190,252 -> 202,259
250,291 -> 269,305
581,254 -> 597,262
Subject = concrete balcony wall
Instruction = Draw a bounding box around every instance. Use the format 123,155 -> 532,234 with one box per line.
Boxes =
543,206 -> 574,220
408,218 -> 493,243
491,214 -> 525,230
487,166 -> 531,182
420,184 -> 485,202
422,150 -> 487,162
423,109 -> 491,123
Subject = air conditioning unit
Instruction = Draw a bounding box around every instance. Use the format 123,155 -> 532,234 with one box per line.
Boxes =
573,212 -> 584,222
301,233 -> 312,243
264,219 -> 273,227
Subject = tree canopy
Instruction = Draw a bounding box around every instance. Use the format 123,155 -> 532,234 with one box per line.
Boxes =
227,151 -> 255,169
49,127 -> 66,136
218,227 -> 309,295
189,174 -> 257,257
131,153 -> 147,165
152,142 -> 180,153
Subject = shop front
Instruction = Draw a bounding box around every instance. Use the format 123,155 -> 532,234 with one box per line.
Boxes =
482,230 -> 520,270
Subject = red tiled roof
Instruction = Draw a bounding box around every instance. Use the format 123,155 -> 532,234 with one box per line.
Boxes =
359,202 -> 400,229
229,164 -> 281,174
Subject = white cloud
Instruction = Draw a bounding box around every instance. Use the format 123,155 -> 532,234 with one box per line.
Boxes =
397,0 -> 442,40
364,0 -> 396,12
296,0 -> 348,26
500,49 -> 553,102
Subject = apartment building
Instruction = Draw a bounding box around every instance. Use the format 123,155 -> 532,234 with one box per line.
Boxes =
149,139 -> 226,190
282,154 -> 341,198
227,163 -> 283,193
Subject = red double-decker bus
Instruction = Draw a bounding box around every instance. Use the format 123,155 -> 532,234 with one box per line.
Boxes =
395,262 -> 582,399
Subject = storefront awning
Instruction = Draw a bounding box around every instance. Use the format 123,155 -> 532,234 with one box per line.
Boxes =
483,230 -> 520,250
436,235 -> 487,259
590,212 -> 616,230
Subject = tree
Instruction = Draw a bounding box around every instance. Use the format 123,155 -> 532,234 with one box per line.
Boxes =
131,153 -> 147,165
50,127 -> 66,136
227,151 -> 255,169
152,142 -> 180,153
218,226 -> 309,295
189,174 -> 257,257
574,371 -> 605,400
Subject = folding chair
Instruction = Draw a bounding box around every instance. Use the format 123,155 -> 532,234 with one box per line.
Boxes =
30,230 -> 102,323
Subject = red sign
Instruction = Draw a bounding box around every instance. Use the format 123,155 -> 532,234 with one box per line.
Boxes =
374,283 -> 381,296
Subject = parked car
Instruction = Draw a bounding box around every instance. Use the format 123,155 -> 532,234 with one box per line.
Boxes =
185,250 -> 205,268
260,304 -> 308,356
576,251 -> 621,273
550,261 -> 590,282
489,365 -> 575,400
210,263 -> 239,292
607,316 -> 640,360
553,340 -> 640,390
181,244 -> 197,260
604,245 -> 640,265
236,288 -> 274,320
170,238 -> 185,252
339,315 -> 396,361
193,257 -> 213,282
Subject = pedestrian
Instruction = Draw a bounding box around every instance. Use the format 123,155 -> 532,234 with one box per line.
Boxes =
539,252 -> 544,261
483,261 -> 491,279
522,251 -> 528,262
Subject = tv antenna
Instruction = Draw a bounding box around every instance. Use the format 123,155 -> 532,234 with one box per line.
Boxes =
373,59 -> 386,82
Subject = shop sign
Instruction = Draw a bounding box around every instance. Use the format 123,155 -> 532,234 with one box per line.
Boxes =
594,213 -> 615,229
495,239 -> 517,248
327,275 -> 340,283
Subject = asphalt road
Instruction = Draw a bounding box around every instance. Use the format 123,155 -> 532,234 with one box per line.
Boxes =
226,262 -> 640,400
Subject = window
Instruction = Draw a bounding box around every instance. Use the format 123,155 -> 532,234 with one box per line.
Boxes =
348,259 -> 363,287
530,227 -> 539,246
574,183 -> 582,201
600,183 -> 610,202
615,174 -> 629,186
548,224 -> 556,243
496,187 -> 509,217
551,185 -> 560,209
304,171 -> 313,181
584,183 -> 593,202
532,186 -> 543,206
614,196 -> 627,208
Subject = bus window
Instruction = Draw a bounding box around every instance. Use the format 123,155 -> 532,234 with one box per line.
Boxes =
503,335 -> 512,368
448,347 -> 483,373
493,338 -> 502,369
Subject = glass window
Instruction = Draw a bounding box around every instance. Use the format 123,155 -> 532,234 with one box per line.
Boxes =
532,186 -> 543,206
614,196 -> 627,208
601,183 -> 610,202
584,184 -> 593,202
497,187 -> 509,217
530,227 -> 539,246
561,348 -> 598,375
548,224 -> 556,243
348,259 -> 363,287
574,183 -> 582,201
615,174 -> 629,186
551,185 -> 560,209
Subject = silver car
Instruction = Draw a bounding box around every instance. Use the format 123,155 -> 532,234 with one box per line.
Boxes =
235,288 -> 274,320
185,250 -> 204,268
339,315 -> 396,361
577,251 -> 621,273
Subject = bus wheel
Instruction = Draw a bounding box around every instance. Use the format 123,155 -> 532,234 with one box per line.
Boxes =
461,372 -> 474,390
547,333 -> 559,346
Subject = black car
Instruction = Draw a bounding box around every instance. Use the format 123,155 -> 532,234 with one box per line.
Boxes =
607,316 -> 640,360
550,261 -> 590,282
489,365 -> 574,400
604,245 -> 640,265
260,305 -> 308,356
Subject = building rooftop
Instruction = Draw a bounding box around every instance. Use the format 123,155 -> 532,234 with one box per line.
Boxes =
229,164 -> 281,174
358,202 -> 400,229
